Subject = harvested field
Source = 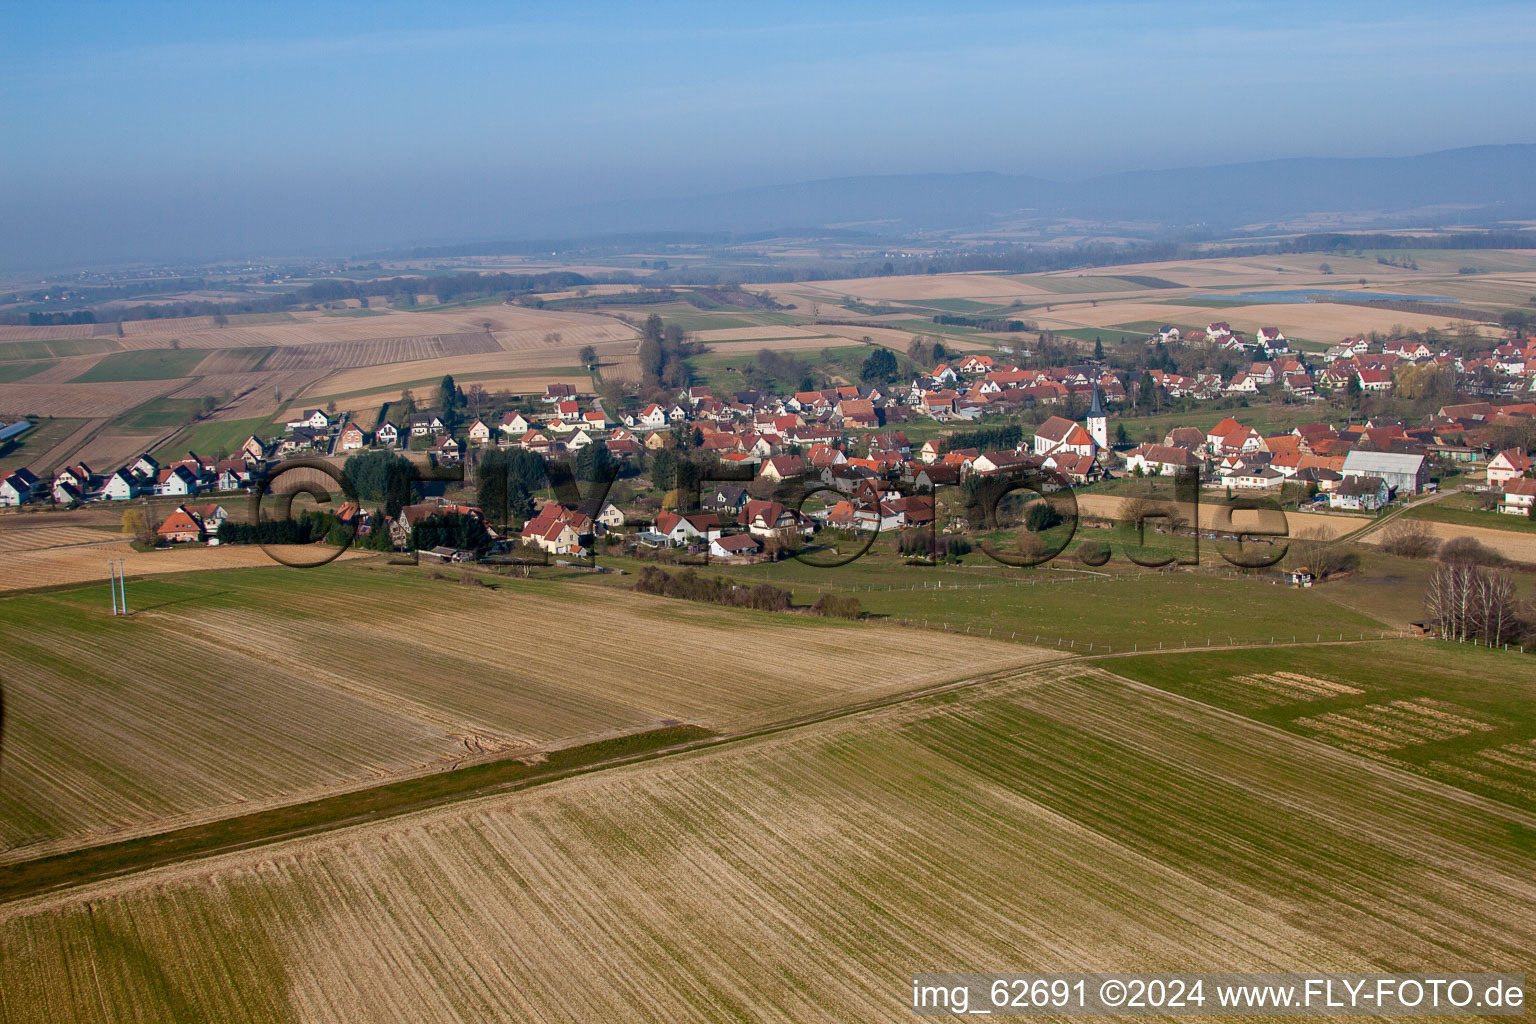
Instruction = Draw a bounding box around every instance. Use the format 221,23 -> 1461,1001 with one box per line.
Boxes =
1201,671 -> 1365,709
1073,492 -> 1367,541
0,525 -> 118,553
1294,699 -> 1501,754
0,536 -> 366,595
0,380 -> 179,419
253,332 -> 502,372
794,272 -> 1050,301
817,323 -> 994,352
1361,516 -> 1536,563
0,323 -> 108,342
2,664 -> 1532,1020
0,562 -> 1045,858
308,374 -> 592,410
301,352 -> 595,399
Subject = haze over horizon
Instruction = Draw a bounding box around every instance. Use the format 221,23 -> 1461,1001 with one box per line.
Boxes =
5,0 -> 1536,267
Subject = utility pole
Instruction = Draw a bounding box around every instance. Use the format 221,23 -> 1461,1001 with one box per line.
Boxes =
108,558 -> 127,615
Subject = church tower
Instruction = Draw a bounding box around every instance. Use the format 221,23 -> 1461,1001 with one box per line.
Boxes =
1086,383 -> 1109,450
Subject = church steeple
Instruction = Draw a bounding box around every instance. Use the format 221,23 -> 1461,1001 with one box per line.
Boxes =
1086,382 -> 1108,450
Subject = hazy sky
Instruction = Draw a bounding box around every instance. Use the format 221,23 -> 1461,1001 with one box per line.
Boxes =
4,0 -> 1535,266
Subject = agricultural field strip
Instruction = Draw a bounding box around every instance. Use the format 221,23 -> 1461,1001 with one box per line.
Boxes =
0,565 -> 1051,862
2,663 -> 1532,1022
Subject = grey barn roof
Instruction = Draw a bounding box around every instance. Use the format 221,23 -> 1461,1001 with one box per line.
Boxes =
1341,450 -> 1425,475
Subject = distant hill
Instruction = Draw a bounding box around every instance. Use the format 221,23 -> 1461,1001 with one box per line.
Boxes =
508,144 -> 1536,240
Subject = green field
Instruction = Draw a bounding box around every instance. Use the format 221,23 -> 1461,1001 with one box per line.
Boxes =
0,337 -> 121,360
70,348 -> 207,383
113,398 -> 208,432
0,360 -> 58,383
0,417 -> 90,472
685,343 -> 871,391
1113,640 -> 1536,812
1111,400 -> 1329,443
588,546 -> 1387,651
1405,493 -> 1536,534
1054,326 -> 1156,346
151,416 -> 272,461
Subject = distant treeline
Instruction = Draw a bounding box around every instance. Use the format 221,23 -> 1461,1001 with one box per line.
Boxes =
932,315 -> 1029,331
1279,231 -> 1536,253
0,270 -> 594,327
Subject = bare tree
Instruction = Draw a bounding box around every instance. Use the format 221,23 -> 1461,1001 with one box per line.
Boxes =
1424,562 -> 1521,644
465,384 -> 488,419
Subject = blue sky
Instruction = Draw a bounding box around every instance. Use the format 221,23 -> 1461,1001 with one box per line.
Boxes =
3,1 -> 1535,265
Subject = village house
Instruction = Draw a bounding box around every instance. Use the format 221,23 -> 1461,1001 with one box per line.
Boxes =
374,421 -> 399,447
338,422 -> 367,451
655,511 -> 723,547
466,419 -> 491,446
1487,448 -> 1532,486
709,533 -> 762,560
156,506 -> 207,544
758,454 -> 808,483
740,499 -> 811,539
1502,478 -> 1536,516
0,468 -> 39,506
1330,476 -> 1390,511
285,408 -> 331,432
1123,444 -> 1201,477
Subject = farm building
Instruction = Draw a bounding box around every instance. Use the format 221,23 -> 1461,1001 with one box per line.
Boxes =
0,419 -> 33,444
1341,450 -> 1428,494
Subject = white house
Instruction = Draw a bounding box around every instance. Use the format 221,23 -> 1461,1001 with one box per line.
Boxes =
287,409 -> 331,432
1487,449 -> 1532,487
1502,478 -> 1536,516
1330,476 -> 1389,511
375,421 -> 399,447
467,419 -> 491,445
709,533 -> 762,560
655,511 -> 722,547
103,470 -> 138,500
0,469 -> 39,506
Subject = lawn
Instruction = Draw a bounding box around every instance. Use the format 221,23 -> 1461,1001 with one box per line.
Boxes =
1112,640 -> 1536,813
0,417 -> 90,472
70,348 -> 207,382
